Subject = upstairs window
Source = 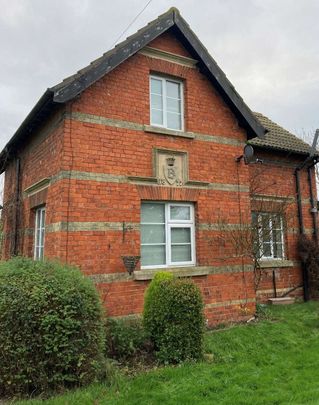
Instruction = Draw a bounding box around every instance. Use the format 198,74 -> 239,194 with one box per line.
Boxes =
34,207 -> 45,260
141,202 -> 195,268
252,212 -> 285,260
150,76 -> 183,131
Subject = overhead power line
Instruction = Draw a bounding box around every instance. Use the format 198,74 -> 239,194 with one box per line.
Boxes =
111,0 -> 153,48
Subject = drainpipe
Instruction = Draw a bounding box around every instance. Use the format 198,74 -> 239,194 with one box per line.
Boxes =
294,129 -> 319,301
308,164 -> 318,244
12,157 -> 21,256
294,165 -> 309,301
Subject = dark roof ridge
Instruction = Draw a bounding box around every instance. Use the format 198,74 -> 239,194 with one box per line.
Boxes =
0,7 -> 268,172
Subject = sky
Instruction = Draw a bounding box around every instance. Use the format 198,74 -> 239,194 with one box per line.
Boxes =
1,0 -> 319,151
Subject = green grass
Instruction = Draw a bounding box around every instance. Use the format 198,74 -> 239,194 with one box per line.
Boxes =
17,302 -> 319,405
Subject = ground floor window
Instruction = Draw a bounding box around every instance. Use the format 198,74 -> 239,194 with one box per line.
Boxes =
252,212 -> 285,259
34,207 -> 45,260
141,202 -> 195,268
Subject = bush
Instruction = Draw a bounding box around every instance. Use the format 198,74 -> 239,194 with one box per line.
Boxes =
105,317 -> 151,362
0,257 -> 105,397
297,235 -> 319,299
143,272 -> 205,364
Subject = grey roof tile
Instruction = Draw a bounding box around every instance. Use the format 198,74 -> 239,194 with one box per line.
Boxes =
250,112 -> 316,156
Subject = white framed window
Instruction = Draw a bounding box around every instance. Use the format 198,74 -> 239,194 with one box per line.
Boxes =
150,75 -> 184,131
34,207 -> 45,260
252,212 -> 285,260
141,202 -> 195,268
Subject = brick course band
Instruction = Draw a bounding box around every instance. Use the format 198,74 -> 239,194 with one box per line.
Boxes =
48,170 -> 250,192
1,224 -> 312,237
89,264 -> 254,283
66,111 -> 245,147
205,298 -> 256,309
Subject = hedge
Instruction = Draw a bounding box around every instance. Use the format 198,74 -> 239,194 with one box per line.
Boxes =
143,272 -> 204,364
0,257 -> 105,397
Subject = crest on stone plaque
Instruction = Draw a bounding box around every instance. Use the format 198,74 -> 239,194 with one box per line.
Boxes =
153,149 -> 188,186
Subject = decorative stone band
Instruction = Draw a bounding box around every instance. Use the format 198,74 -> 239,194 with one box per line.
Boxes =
138,46 -> 198,68
65,111 -> 245,147
89,264 -> 254,283
3,222 -> 313,238
259,260 -> 296,268
205,298 -> 256,309
256,286 -> 303,296
47,170 -> 249,192
45,221 -> 139,233
108,298 -> 256,321
8,222 -> 312,236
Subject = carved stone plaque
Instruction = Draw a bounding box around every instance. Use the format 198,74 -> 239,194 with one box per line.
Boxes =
153,149 -> 188,187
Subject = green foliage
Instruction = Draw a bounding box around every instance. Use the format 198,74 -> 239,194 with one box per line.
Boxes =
143,271 -> 174,336
0,257 -> 105,397
143,273 -> 204,364
105,317 -> 151,362
14,303 -> 319,405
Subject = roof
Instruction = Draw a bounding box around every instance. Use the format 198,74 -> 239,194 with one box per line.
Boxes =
251,112 -> 318,157
0,7 -> 267,173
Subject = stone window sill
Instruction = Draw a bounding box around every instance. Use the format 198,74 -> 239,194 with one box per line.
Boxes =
134,266 -> 209,281
144,125 -> 195,139
259,260 -> 294,269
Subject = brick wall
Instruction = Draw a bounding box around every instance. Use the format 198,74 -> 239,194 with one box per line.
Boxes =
2,29 -> 315,326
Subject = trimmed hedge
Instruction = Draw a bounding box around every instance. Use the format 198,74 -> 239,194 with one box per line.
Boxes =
143,272 -> 204,364
0,257 -> 105,397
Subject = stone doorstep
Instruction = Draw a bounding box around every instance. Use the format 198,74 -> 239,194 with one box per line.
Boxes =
268,297 -> 295,305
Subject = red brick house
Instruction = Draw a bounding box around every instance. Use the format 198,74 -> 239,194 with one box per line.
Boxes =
1,8 -> 318,325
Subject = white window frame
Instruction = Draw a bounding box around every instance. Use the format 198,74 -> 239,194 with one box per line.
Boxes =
141,202 -> 195,269
254,212 -> 285,260
150,75 -> 184,131
34,207 -> 45,260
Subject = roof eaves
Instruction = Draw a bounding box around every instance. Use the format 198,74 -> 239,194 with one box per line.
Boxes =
173,10 -> 267,140
52,8 -> 176,103
0,89 -> 55,173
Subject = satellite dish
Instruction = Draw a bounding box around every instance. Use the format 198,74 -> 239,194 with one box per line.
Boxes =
243,144 -> 255,164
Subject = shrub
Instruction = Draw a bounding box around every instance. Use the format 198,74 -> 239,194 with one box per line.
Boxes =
143,271 -> 174,336
0,257 -> 105,397
105,317 -> 151,362
143,273 -> 205,364
297,234 -> 319,299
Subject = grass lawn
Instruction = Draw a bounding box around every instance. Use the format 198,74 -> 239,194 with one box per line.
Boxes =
17,302 -> 319,405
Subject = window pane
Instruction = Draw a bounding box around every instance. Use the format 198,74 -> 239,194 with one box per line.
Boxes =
36,229 -> 41,246
141,203 -> 165,223
261,223 -> 271,243
141,245 -> 166,266
273,229 -> 282,243
151,94 -> 163,110
41,209 -> 45,225
141,224 -> 165,244
167,112 -> 181,130
262,243 -> 271,257
151,109 -> 163,126
170,205 -> 190,221
274,243 -> 283,258
166,81 -> 180,98
171,228 -> 191,243
151,78 -> 162,95
171,244 -> 191,262
167,97 -> 181,113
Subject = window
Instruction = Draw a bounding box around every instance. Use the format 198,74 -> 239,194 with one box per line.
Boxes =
252,212 -> 285,259
34,207 -> 45,260
141,202 -> 195,268
150,76 -> 183,131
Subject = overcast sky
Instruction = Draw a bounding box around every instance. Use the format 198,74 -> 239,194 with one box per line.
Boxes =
1,0 -> 319,150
